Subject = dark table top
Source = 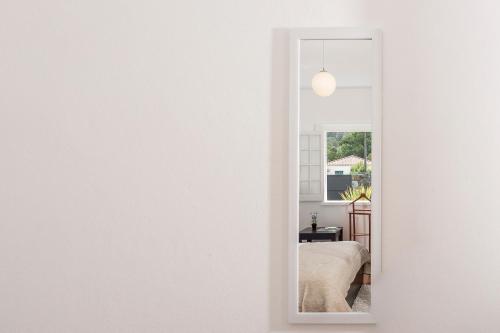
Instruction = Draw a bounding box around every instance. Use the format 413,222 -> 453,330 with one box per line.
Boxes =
300,226 -> 343,234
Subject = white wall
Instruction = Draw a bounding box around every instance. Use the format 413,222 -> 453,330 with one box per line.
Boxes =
299,202 -> 371,249
2,1 -> 500,333
300,88 -> 372,131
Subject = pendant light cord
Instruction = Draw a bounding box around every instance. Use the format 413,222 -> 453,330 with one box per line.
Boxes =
322,40 -> 325,71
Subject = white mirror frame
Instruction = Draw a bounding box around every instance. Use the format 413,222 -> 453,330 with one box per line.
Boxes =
288,27 -> 382,324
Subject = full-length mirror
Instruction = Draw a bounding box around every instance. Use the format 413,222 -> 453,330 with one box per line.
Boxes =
289,28 -> 381,324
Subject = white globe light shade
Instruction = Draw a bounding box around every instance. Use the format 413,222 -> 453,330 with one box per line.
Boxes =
311,70 -> 336,97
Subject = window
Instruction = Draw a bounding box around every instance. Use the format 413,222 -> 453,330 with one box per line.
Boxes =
326,131 -> 372,201
299,133 -> 323,201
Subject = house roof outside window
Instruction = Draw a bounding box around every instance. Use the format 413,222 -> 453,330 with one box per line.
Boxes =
328,155 -> 372,167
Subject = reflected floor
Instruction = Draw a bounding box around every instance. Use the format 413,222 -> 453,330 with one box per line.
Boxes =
352,285 -> 371,312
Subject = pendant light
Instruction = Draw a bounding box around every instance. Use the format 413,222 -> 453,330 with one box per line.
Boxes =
311,40 -> 336,97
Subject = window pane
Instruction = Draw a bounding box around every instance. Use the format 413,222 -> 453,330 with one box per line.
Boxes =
300,151 -> 309,165
300,166 -> 309,181
309,151 -> 320,165
310,181 -> 321,194
310,166 -> 321,181
300,181 -> 309,194
309,135 -> 320,149
326,132 -> 371,201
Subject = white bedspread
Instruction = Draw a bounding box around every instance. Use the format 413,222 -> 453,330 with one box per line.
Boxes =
298,241 -> 370,312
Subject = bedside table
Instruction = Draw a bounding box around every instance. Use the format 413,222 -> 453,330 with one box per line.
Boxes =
299,226 -> 343,242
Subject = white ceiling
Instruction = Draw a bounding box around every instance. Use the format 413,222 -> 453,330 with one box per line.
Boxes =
300,39 -> 373,88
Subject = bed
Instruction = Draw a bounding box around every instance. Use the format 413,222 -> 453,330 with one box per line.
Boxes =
298,241 -> 370,312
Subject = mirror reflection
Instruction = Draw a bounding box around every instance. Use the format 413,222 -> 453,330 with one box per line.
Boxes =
298,39 -> 373,313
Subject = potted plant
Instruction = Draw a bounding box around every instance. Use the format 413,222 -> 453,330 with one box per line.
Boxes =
340,185 -> 372,201
311,212 -> 318,231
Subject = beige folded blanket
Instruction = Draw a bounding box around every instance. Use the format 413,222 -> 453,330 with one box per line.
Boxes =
298,241 -> 370,312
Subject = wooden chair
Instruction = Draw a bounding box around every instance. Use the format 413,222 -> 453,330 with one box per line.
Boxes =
348,193 -> 371,252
